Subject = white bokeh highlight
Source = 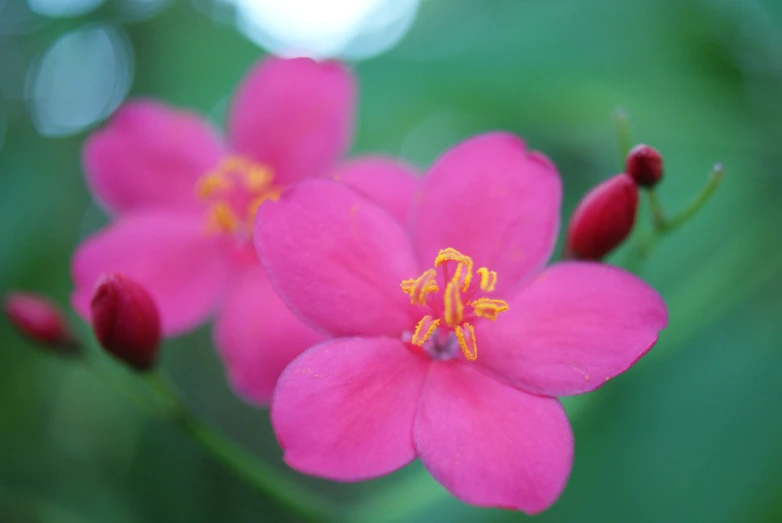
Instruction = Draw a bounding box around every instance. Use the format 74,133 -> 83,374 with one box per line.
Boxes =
229,0 -> 420,60
26,24 -> 133,137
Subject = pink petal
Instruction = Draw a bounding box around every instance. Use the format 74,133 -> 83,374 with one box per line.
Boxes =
71,212 -> 229,335
228,57 -> 354,186
255,179 -> 420,337
272,337 -> 428,480
214,266 -> 325,406
84,100 -> 223,215
331,156 -> 420,226
476,262 -> 668,397
415,362 -> 573,514
412,133 -> 561,292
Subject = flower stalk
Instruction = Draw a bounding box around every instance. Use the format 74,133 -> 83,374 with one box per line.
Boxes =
654,163 -> 725,233
625,163 -> 725,273
143,373 -> 339,523
72,321 -> 339,523
613,110 -> 724,273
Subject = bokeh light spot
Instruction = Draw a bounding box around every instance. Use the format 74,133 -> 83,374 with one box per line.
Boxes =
28,0 -> 105,18
26,24 -> 133,137
228,0 -> 420,60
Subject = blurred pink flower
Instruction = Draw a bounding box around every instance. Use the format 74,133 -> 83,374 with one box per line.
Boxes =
256,133 -> 668,513
71,56 -> 419,404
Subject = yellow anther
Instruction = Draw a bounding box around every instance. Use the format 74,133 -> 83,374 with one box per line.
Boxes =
435,247 -> 473,291
219,155 -> 251,174
455,322 -> 478,360
196,154 -> 282,238
411,315 -> 440,346
244,165 -> 274,192
266,186 -> 284,201
470,297 -> 510,320
443,281 -> 464,327
207,201 -> 240,233
198,156 -> 277,200
401,269 -> 439,305
196,174 -> 232,199
247,189 -> 283,221
477,267 -> 498,292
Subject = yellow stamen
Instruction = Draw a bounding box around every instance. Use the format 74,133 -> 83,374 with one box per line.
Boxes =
477,267 -> 497,292
434,248 -> 473,291
247,188 -> 283,221
220,155 -> 251,173
470,297 -> 510,320
207,201 -> 240,233
455,322 -> 478,360
443,281 -> 464,327
244,165 -> 274,192
400,269 -> 439,305
196,174 -> 232,199
398,247 -> 506,363
196,156 -> 281,237
411,315 -> 440,346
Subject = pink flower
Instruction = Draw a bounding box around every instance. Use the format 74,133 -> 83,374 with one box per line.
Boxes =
71,56 -> 419,404
256,133 -> 668,513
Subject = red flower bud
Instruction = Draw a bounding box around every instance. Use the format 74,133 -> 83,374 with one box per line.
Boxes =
566,173 -> 639,260
90,274 -> 161,371
4,292 -> 77,354
626,144 -> 663,187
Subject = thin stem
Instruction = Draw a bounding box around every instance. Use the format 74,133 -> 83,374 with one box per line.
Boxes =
661,163 -> 725,232
77,323 -> 337,523
623,231 -> 657,274
623,163 -> 725,273
74,324 -> 160,416
83,358 -> 158,416
614,108 -> 632,167
145,373 -> 339,523
647,190 -> 667,230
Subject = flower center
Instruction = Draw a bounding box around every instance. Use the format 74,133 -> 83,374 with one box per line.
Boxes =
195,155 -> 282,241
400,248 -> 509,361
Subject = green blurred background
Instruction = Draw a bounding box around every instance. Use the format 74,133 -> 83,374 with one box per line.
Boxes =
3,0 -> 782,521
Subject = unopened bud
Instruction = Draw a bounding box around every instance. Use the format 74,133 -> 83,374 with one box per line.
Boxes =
626,144 -> 663,187
566,173 -> 639,260
4,292 -> 78,354
91,274 -> 160,371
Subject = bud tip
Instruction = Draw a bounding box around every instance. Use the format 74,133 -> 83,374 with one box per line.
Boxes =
4,292 -> 77,354
90,274 -> 161,371
626,144 -> 663,187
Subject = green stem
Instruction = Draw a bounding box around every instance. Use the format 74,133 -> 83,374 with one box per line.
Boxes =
624,163 -> 725,273
78,324 -> 337,523
145,373 -> 339,523
83,358 -> 158,416
75,325 -> 160,417
646,189 -> 667,230
661,163 -> 725,233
